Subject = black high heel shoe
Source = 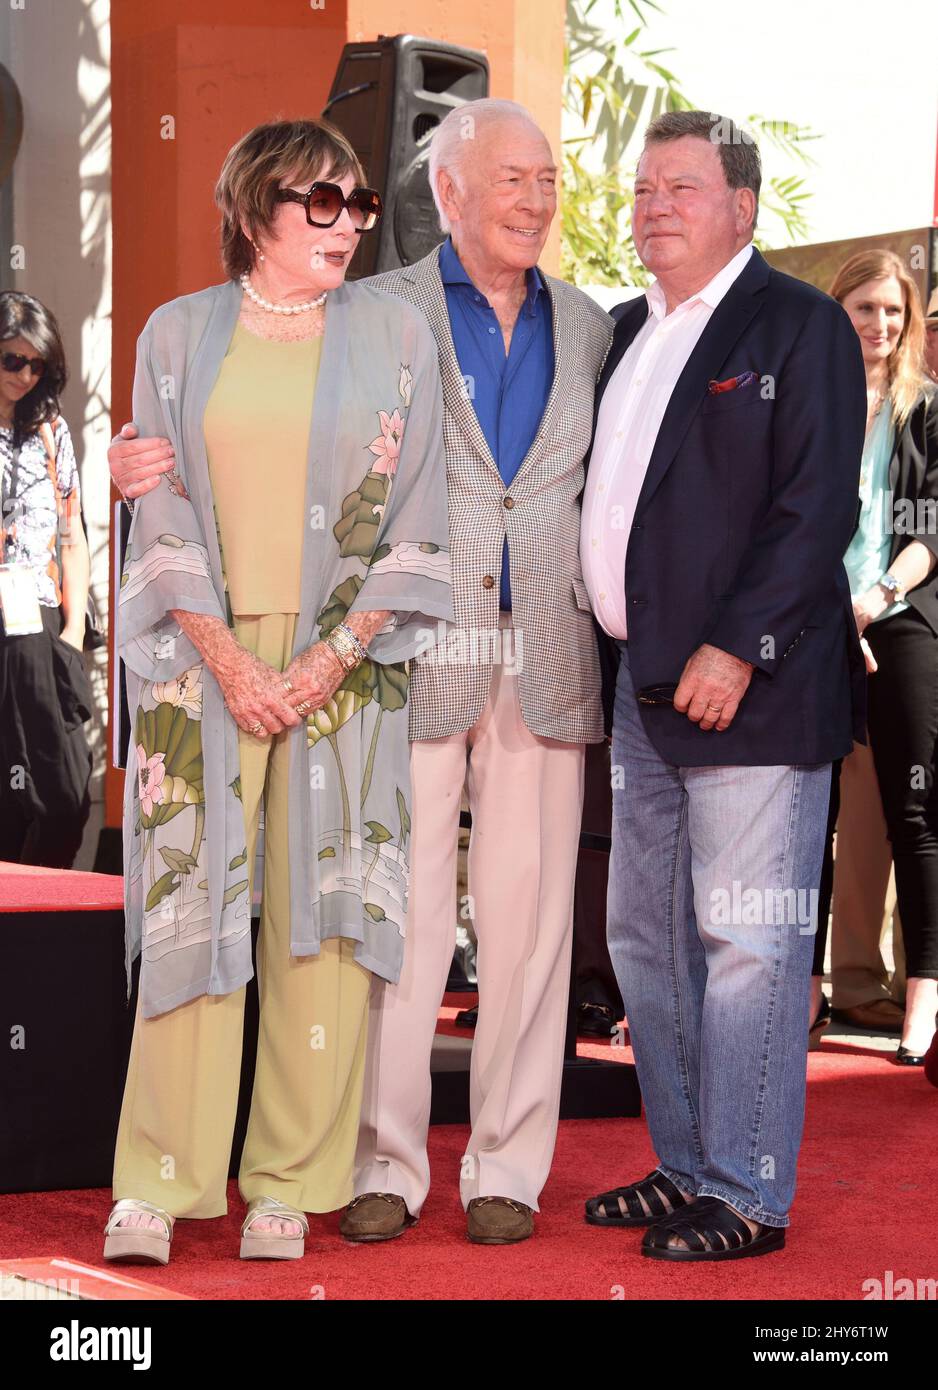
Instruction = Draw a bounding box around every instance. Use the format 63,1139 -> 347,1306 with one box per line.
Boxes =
893,1009 -> 938,1065
808,994 -> 831,1051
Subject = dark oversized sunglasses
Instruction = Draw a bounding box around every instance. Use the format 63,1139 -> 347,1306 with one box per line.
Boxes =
1,351 -> 46,377
276,181 -> 383,232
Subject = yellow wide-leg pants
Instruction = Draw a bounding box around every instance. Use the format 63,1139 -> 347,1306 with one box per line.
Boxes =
112,613 -> 370,1217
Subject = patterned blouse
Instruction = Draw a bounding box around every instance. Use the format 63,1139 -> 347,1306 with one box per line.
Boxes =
0,417 -> 80,607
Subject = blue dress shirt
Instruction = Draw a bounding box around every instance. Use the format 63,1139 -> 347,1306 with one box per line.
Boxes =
439,237 -> 554,609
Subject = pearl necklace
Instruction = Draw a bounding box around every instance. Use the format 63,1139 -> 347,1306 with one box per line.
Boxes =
239,272 -> 326,315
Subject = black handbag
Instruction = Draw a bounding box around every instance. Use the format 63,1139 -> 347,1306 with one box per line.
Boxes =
49,623 -> 95,730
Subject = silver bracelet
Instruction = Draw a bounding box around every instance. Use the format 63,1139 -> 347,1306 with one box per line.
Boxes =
337,622 -> 367,661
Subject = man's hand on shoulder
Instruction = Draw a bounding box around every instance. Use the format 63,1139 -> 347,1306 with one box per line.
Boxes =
673,643 -> 754,732
109,422 -> 175,500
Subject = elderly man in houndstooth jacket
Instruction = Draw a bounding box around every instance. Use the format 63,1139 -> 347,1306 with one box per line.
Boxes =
348,100 -> 612,1245
108,99 -> 613,1246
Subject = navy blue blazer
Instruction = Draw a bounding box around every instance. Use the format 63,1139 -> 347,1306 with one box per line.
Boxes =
591,247 -> 867,766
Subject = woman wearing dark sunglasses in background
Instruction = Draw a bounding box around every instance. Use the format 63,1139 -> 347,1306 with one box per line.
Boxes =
101,117 -> 451,1264
0,291 -> 93,868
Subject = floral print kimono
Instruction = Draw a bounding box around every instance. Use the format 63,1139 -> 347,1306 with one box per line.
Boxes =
118,278 -> 453,1019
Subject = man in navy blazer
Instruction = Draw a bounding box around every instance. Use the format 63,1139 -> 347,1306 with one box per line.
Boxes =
581,110 -> 866,1261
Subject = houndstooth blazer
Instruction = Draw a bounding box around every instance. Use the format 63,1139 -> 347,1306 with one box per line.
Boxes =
367,248 -> 614,744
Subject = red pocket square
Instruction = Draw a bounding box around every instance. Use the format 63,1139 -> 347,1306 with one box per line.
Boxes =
708,370 -> 759,395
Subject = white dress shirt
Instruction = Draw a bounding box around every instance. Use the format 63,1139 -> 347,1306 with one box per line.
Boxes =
580,242 -> 754,638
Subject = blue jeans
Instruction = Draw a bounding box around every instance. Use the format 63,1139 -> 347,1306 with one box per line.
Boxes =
607,644 -> 831,1227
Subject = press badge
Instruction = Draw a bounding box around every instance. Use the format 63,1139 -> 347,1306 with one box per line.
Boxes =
0,562 -> 43,635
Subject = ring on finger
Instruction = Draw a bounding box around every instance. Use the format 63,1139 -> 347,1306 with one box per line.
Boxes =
705,701 -> 723,711
296,699 -> 313,717
282,677 -> 294,694
249,720 -> 264,736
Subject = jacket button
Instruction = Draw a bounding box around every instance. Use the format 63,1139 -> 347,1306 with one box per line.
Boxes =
503,496 -> 515,509
482,575 -> 495,589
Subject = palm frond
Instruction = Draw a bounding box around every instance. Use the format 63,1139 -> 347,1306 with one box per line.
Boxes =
562,1 -> 817,285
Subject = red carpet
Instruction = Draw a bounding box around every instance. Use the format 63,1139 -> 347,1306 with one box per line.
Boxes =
2,1035 -> 934,1300
0,860 -> 123,913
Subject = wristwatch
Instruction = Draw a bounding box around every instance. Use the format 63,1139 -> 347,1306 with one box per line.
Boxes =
877,573 -> 903,604
325,622 -> 366,672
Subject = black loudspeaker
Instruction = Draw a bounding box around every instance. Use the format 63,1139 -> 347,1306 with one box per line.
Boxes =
323,34 -> 489,278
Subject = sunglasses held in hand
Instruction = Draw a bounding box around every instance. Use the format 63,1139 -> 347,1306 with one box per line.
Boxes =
1,352 -> 46,377
275,182 -> 383,232
637,683 -> 679,707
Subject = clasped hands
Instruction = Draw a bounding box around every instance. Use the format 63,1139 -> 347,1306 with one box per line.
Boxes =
221,639 -> 347,737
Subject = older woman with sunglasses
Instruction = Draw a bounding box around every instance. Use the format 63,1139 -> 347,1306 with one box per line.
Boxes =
0,292 -> 93,868
103,118 -> 452,1265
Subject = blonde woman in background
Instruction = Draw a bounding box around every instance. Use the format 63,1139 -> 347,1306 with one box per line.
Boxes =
819,251 -> 938,1065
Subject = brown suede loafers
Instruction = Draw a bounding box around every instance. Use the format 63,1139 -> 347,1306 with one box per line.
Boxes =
339,1192 -> 416,1242
466,1196 -> 534,1244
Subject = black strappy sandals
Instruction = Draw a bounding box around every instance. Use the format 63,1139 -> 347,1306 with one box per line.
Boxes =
641,1195 -> 785,1262
584,1169 -> 692,1228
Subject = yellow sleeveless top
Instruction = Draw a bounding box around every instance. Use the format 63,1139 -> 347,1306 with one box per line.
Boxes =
204,320 -> 322,615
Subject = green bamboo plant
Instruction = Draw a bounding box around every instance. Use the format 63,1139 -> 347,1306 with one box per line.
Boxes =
562,0 -> 820,286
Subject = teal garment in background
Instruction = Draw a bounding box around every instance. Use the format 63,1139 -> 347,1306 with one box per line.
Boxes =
843,405 -> 906,623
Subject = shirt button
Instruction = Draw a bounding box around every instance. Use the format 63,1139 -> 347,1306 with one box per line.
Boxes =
600,592 -> 607,600
598,483 -> 605,492
482,575 -> 495,589
615,431 -> 623,440
474,295 -> 481,302
488,326 -> 496,335
591,538 -> 598,548
503,497 -> 515,509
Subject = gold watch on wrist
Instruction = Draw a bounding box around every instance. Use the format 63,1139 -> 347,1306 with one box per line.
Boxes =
325,622 -> 366,672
